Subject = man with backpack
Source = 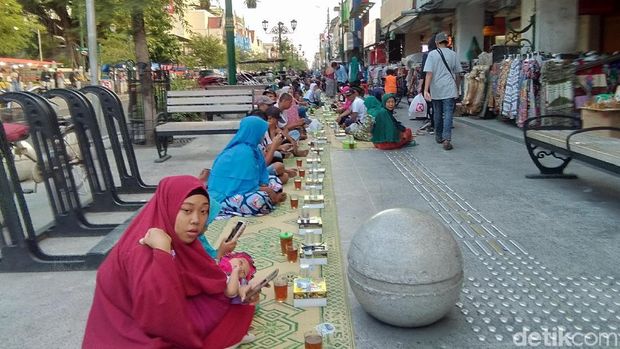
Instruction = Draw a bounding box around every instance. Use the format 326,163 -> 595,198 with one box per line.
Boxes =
423,32 -> 462,150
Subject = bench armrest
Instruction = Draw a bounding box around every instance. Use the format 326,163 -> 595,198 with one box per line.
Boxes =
566,126 -> 620,152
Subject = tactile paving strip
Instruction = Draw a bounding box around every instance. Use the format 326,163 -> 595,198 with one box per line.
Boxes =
386,151 -> 620,344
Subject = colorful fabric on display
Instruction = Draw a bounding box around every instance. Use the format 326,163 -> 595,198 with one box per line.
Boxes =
502,58 -> 523,119
517,58 -> 541,127
540,60 -> 575,118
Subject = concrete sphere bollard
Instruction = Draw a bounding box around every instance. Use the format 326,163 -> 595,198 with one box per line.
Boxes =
347,208 -> 463,327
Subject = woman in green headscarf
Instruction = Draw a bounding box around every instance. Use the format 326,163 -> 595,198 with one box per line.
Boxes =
371,94 -> 414,150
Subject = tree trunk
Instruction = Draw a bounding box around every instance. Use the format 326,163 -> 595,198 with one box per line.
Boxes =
131,10 -> 156,146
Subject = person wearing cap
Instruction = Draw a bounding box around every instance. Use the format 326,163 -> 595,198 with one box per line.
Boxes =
248,95 -> 276,120
423,32 -> 462,150
334,86 -> 353,114
337,87 -> 366,128
263,89 -> 278,103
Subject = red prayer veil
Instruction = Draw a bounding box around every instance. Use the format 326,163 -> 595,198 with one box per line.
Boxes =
84,176 -> 234,349
115,175 -> 226,295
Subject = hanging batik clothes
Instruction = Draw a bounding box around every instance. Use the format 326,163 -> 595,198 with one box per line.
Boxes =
494,60 -> 512,115
540,60 -> 575,116
502,58 -> 523,119
516,58 -> 541,127
487,63 -> 500,113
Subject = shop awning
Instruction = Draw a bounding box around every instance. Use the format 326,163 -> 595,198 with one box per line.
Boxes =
384,15 -> 417,35
0,57 -> 58,69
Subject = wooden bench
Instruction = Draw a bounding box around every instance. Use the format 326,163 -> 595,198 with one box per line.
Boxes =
155,89 -> 256,162
523,115 -> 620,178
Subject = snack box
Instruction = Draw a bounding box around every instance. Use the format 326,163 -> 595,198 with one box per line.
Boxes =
308,168 -> 326,175
299,242 -> 328,265
303,195 -> 324,205
293,278 -> 327,307
297,217 -> 322,228
305,177 -> 324,184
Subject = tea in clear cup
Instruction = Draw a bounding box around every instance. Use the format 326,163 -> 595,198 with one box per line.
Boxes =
294,177 -> 302,190
290,194 -> 299,209
286,244 -> 299,263
298,168 -> 306,177
274,276 -> 288,302
296,158 -> 303,167
304,330 -> 323,349
279,232 -> 293,255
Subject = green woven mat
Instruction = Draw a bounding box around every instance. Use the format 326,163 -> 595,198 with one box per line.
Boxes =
204,140 -> 355,348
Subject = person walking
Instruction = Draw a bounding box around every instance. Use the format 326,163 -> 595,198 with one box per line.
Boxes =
423,32 -> 462,150
325,62 -> 337,97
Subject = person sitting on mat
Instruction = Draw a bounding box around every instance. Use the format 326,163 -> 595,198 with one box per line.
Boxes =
208,116 -> 286,218
371,94 -> 414,150
83,176 -> 258,349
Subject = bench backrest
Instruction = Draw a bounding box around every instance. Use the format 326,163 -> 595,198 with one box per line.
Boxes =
207,84 -> 268,90
166,89 -> 254,114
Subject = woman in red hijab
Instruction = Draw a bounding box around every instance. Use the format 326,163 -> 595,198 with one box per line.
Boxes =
83,176 -> 256,349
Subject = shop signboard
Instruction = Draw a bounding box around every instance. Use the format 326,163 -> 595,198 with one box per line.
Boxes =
363,19 -> 381,48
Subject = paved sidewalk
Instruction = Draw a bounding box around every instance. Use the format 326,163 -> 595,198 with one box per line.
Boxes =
1,105 -> 619,348
333,108 -> 620,348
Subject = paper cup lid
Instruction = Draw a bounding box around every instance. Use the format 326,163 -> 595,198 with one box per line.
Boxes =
316,323 -> 335,336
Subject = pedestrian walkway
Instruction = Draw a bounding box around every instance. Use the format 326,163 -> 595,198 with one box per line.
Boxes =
333,109 -> 620,348
0,104 -> 619,348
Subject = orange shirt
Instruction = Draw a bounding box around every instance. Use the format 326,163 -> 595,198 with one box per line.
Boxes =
384,75 -> 397,94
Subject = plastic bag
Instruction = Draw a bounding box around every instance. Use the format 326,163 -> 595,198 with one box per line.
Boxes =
408,93 -> 427,119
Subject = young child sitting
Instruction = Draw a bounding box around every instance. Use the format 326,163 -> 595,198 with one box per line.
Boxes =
218,252 -> 257,304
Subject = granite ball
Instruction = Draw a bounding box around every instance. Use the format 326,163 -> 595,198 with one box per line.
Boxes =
347,208 -> 463,327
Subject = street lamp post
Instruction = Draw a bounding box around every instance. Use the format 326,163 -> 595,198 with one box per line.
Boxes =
262,19 -> 297,72
225,0 -> 237,85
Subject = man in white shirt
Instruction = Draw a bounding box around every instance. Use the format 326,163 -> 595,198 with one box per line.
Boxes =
338,87 -> 367,128
423,32 -> 462,150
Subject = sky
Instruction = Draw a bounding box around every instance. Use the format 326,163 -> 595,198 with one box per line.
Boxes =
219,0 -> 340,65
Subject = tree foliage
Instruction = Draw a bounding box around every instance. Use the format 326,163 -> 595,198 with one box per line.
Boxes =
100,32 -> 136,64
187,35 -> 226,68
0,0 -> 44,56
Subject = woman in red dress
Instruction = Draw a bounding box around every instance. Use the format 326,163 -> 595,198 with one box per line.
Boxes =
83,176 -> 256,349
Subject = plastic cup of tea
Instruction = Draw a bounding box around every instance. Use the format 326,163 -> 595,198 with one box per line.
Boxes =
294,177 -> 302,190
290,194 -> 299,209
296,158 -> 303,167
279,232 -> 293,255
304,330 -> 323,349
298,168 -> 306,177
286,244 -> 299,263
274,276 -> 288,303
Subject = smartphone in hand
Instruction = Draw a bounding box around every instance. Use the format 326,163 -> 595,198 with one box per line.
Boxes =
225,221 -> 247,242
243,268 -> 279,301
